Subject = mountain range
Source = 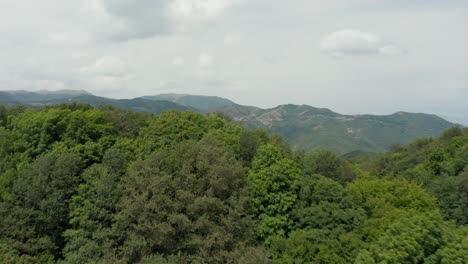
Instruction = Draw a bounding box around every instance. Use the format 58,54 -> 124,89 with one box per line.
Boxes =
0,90 -> 460,155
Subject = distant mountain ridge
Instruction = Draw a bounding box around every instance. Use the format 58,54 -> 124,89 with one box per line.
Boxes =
141,93 -> 235,112
35,89 -> 92,95
0,90 -> 90,104
0,90 -> 191,114
221,104 -> 457,154
0,90 -> 461,154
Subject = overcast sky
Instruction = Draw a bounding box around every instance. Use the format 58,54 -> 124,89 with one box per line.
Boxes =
0,0 -> 467,124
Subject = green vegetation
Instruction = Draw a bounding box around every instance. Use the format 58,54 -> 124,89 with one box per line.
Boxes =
0,91 -> 191,114
0,104 -> 466,263
1,90 -> 459,154
142,94 -> 235,112
372,127 -> 468,225
222,104 -> 459,155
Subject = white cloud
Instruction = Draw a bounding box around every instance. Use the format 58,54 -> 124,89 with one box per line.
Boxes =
78,57 -> 133,94
40,34 -> 69,45
172,57 -> 186,66
80,57 -> 126,76
0,1 -> 466,121
170,0 -> 240,19
199,52 -> 214,67
92,0 -> 242,40
379,44 -> 405,55
12,79 -> 68,92
320,29 -> 405,57
223,32 -> 243,45
227,81 -> 249,92
89,0 -> 170,40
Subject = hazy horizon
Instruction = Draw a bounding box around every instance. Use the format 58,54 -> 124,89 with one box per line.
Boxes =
0,1 -> 467,124
2,88 -> 466,126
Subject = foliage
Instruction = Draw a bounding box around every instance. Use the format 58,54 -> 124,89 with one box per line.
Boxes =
371,128 -> 468,224
2,90 -> 459,155
271,228 -> 363,264
63,149 -> 128,263
425,224 -> 468,264
247,144 -> 302,244
223,103 -> 458,154
137,111 -> 242,157
113,136 -> 255,263
0,153 -> 82,260
292,174 -> 366,231
303,150 -> 357,184
0,104 -> 465,263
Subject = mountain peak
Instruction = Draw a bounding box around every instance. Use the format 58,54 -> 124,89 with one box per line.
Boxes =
141,93 -> 235,112
35,89 -> 92,95
269,104 -> 338,117
3,89 -> 91,96
0,91 -> 459,154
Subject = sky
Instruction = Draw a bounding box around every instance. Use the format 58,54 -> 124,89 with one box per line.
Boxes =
0,0 -> 467,124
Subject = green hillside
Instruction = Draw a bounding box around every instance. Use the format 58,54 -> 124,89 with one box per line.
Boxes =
0,90 -> 90,105
40,95 -> 192,114
369,127 -> 468,224
0,91 -> 191,114
220,104 -> 459,155
0,105 -> 466,263
0,91 -> 460,154
142,93 -> 235,112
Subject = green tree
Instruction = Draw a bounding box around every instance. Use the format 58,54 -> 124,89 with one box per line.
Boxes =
0,153 -> 82,260
347,177 -> 437,217
348,177 -> 444,263
0,105 -> 7,126
428,171 -> 468,224
63,149 -> 128,263
137,111 -> 207,155
270,175 -> 366,263
247,144 -> 302,244
239,129 -> 270,166
0,202 -> 56,262
271,228 -> 363,264
425,224 -> 468,264
359,211 -> 443,264
292,174 -> 366,231
0,108 -> 117,201
303,150 -> 357,184
113,136 -> 255,263
100,106 -> 151,138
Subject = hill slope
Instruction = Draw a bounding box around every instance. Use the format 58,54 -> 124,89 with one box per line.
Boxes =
0,91 -> 460,154
219,104 -> 459,155
0,91 -> 191,114
141,93 -> 235,112
0,90 -> 90,104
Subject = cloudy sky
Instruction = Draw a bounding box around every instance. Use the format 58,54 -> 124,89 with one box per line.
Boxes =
0,0 -> 467,124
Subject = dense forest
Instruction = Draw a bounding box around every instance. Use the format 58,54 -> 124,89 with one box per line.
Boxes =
0,104 -> 466,264
1,90 -> 458,155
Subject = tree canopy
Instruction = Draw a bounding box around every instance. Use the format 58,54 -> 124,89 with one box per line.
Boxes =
0,104 -> 466,263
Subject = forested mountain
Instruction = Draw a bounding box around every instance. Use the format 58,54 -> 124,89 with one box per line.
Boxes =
0,104 -> 466,263
0,90 -> 91,104
141,93 -> 235,112
370,127 -> 468,225
0,91 -> 191,114
221,104 -> 458,154
0,90 -> 460,154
